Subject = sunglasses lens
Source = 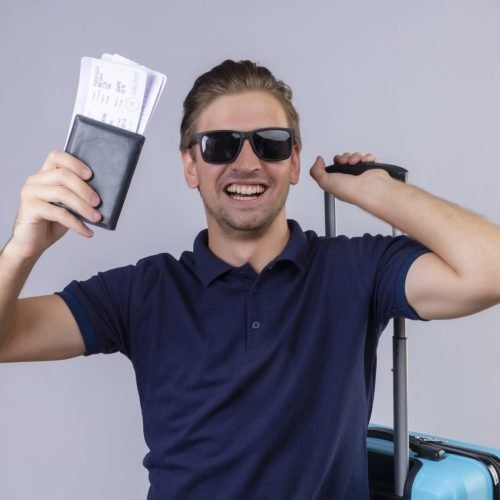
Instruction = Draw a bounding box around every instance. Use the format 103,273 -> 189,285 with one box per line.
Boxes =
253,129 -> 292,161
200,132 -> 241,163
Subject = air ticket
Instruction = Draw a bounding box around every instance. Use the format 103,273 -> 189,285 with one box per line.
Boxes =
66,54 -> 166,145
81,57 -> 147,132
101,53 -> 166,135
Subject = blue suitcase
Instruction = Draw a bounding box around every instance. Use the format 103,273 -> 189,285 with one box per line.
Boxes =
367,426 -> 500,499
325,163 -> 500,499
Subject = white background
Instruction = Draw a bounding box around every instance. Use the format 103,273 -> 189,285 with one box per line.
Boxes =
1,1 -> 499,498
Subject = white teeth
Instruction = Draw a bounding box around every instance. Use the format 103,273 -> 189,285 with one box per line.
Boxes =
226,184 -> 266,195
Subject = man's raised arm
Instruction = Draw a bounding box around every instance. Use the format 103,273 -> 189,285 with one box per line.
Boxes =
0,150 -> 102,362
310,153 -> 500,320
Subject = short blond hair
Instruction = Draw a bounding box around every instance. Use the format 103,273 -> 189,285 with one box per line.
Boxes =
180,60 -> 301,151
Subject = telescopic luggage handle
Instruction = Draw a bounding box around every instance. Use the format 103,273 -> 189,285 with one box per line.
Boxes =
324,161 -> 410,498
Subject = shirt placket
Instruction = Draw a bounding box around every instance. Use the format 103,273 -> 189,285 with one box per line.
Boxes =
246,264 -> 276,351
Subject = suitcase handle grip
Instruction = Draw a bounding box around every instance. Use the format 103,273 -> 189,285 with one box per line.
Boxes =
325,162 -> 408,182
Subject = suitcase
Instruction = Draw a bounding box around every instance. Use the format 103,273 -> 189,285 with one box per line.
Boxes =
324,162 -> 500,499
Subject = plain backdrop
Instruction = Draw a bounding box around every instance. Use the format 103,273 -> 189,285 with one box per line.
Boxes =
1,1 -> 499,498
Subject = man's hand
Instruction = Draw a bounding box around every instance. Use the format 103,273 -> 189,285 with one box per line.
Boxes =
9,150 -> 102,261
309,152 -> 385,205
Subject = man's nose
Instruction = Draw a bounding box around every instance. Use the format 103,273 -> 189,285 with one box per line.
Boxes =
232,138 -> 261,170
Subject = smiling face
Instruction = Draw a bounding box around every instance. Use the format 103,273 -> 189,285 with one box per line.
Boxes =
182,91 -> 301,240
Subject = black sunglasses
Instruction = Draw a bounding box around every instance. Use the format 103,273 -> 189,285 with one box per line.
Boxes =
190,128 -> 295,164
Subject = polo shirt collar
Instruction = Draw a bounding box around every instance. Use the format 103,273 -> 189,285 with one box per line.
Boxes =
272,219 -> 308,271
193,219 -> 309,287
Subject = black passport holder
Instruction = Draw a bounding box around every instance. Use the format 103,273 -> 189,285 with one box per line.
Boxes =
63,114 -> 146,230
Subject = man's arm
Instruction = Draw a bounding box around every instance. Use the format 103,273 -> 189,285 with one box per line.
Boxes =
0,150 -> 102,362
310,153 -> 500,320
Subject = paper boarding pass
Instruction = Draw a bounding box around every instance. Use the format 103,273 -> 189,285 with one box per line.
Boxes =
67,54 -> 166,144
101,53 -> 167,135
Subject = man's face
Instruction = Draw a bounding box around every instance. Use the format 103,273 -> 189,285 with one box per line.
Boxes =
182,91 -> 300,239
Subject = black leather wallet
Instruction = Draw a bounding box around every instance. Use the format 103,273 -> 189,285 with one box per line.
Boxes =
63,114 -> 146,230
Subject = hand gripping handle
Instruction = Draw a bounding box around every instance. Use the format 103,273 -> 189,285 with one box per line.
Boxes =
323,161 -> 408,238
325,161 -> 408,183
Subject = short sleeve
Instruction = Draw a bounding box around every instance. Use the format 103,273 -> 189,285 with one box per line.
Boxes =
56,264 -> 136,358
367,235 -> 430,325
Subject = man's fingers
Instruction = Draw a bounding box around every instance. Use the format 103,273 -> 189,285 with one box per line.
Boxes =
333,152 -> 350,165
333,152 -> 377,165
21,184 -> 102,224
348,152 -> 363,165
25,168 -> 100,208
361,153 -> 376,163
332,152 -> 361,165
26,200 -> 94,238
40,149 -> 92,180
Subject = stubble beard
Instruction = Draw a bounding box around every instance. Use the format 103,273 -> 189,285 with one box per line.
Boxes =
199,184 -> 290,241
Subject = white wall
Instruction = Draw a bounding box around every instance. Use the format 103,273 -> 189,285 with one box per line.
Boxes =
1,1 -> 499,498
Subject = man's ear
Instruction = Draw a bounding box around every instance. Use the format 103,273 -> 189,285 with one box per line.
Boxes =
181,149 -> 199,189
290,144 -> 301,185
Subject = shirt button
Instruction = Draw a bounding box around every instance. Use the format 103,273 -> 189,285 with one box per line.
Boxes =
251,321 -> 261,330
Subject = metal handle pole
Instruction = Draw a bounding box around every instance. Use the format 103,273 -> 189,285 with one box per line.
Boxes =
392,226 -> 409,497
393,317 -> 409,496
325,192 -> 336,237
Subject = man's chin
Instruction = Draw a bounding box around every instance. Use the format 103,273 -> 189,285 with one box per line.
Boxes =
203,200 -> 286,240
218,214 -> 279,240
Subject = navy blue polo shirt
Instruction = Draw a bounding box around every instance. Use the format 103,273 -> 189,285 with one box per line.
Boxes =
57,220 -> 428,499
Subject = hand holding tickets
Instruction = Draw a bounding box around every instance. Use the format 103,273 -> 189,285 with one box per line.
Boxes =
63,54 -> 167,230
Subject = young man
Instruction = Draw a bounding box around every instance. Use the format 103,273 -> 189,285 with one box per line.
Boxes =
1,60 -> 500,499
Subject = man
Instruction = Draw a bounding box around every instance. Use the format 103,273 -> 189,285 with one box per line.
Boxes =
1,59 -> 499,499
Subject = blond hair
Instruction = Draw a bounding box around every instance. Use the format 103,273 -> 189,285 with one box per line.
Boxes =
180,60 -> 301,151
